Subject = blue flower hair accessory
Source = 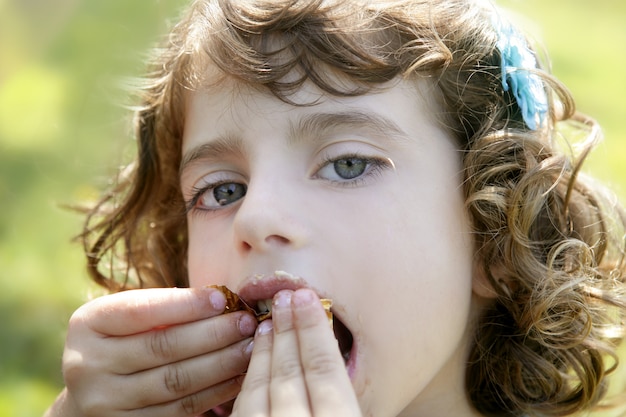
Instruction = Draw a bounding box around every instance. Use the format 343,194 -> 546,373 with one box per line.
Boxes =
493,14 -> 548,130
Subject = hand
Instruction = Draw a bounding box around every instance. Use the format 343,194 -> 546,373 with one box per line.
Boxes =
231,288 -> 362,417
46,287 -> 257,417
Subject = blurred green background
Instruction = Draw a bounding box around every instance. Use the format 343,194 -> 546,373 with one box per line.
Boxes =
0,0 -> 624,416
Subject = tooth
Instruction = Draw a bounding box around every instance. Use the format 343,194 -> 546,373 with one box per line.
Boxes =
257,299 -> 272,314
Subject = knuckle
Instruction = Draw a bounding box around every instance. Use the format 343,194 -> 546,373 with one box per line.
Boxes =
62,350 -> 83,382
309,356 -> 337,376
67,308 -> 86,329
179,393 -> 203,416
164,363 -> 191,395
273,357 -> 303,380
217,339 -> 252,374
204,320 -> 224,347
67,304 -> 94,336
68,297 -> 107,328
242,371 -> 271,393
78,392 -> 109,417
148,328 -> 178,360
62,349 -> 94,390
305,349 -> 338,378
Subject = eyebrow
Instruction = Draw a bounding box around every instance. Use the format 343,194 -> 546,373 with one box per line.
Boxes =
180,110 -> 409,175
290,111 -> 410,145
180,135 -> 245,177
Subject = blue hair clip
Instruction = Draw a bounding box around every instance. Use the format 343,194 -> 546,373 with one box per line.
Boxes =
493,15 -> 548,130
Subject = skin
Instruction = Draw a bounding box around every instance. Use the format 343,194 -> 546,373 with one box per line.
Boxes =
45,287 -> 258,417
45,74 -> 490,417
181,76 -> 487,417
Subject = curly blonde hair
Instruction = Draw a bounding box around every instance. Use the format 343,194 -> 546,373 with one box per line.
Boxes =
82,0 -> 626,415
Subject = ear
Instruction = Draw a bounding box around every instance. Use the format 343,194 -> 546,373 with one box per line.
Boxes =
472,260 -> 504,299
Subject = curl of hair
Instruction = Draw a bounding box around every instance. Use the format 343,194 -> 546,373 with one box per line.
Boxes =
464,119 -> 626,415
80,0 -> 626,414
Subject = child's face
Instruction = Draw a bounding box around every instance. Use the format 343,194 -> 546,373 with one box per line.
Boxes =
181,76 -> 481,416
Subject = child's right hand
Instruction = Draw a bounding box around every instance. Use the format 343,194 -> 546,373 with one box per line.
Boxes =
45,287 -> 257,417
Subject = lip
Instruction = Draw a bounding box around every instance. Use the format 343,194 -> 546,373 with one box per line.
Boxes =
236,270 -> 313,306
346,335 -> 358,379
236,271 -> 357,379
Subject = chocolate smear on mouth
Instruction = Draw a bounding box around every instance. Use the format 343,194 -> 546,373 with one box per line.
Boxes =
210,285 -> 333,326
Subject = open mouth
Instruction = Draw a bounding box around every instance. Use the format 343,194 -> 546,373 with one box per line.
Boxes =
212,284 -> 355,365
205,315 -> 354,416
204,288 -> 355,417
332,314 -> 354,365
248,296 -> 354,366
253,297 -> 353,365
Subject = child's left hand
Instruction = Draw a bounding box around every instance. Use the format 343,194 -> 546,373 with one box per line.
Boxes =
231,288 -> 362,417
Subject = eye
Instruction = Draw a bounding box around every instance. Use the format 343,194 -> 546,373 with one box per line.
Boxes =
188,181 -> 247,212
315,154 -> 390,184
213,182 -> 247,206
333,157 -> 367,179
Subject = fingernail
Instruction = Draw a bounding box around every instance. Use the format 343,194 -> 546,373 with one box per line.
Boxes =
273,290 -> 292,310
238,314 -> 257,336
256,319 -> 273,335
209,289 -> 227,311
292,288 -> 316,307
244,339 -> 254,356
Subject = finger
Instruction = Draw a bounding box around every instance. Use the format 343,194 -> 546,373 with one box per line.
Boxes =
269,290 -> 310,417
292,289 -> 360,417
116,337 -> 253,410
75,287 -> 227,336
132,376 -> 244,417
112,311 -> 257,373
232,320 -> 273,417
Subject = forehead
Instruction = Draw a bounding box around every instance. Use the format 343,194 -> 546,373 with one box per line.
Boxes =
183,75 -> 440,138
179,75 -> 452,177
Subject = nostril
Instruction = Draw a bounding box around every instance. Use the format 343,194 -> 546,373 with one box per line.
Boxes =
265,235 -> 290,246
238,235 -> 289,254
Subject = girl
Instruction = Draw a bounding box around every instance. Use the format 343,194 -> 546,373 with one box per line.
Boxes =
46,0 -> 626,416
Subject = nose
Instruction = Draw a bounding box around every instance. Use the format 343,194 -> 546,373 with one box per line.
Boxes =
233,178 -> 308,254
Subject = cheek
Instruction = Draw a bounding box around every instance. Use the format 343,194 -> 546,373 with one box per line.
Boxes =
349,202 -> 475,413
342,163 -> 474,327
357,199 -> 474,320
186,219 -> 232,287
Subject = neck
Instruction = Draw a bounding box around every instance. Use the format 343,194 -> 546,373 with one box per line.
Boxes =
398,298 -> 486,417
